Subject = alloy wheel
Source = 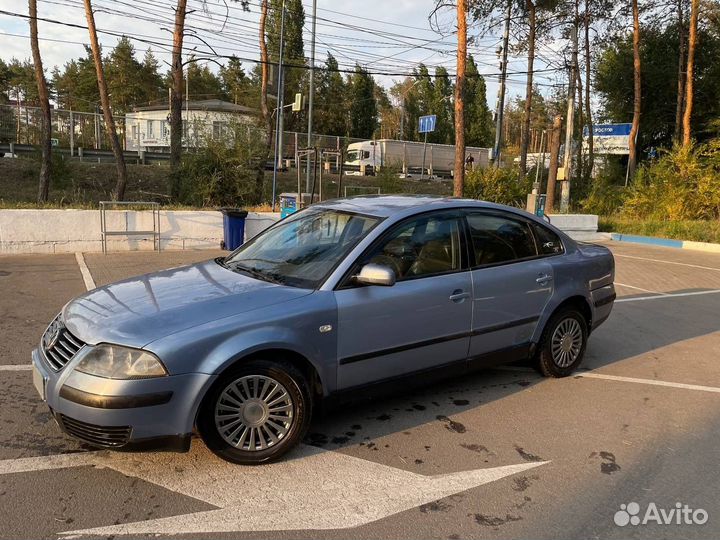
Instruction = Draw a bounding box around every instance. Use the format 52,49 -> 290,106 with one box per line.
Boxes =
550,317 -> 583,368
214,375 -> 295,452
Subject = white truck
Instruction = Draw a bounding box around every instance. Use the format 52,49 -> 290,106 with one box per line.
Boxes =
345,139 -> 492,178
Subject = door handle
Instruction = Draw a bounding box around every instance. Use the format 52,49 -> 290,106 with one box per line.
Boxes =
449,290 -> 470,302
536,274 -> 553,284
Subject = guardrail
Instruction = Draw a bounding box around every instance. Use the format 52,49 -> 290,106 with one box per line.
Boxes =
0,143 -> 170,164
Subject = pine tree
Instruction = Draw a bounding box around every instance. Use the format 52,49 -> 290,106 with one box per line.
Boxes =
464,55 -> 494,147
105,37 -> 144,114
265,0 -> 306,131
220,56 -> 249,104
347,65 -> 377,139
139,49 -> 164,105
432,67 -> 454,144
185,59 -> 225,101
315,53 -> 347,136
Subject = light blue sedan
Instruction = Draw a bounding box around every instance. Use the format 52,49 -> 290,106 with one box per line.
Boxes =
32,196 -> 616,464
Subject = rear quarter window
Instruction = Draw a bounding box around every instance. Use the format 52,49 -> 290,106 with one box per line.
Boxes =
532,223 -> 564,255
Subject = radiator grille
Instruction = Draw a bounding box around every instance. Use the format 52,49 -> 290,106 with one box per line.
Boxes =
42,317 -> 86,371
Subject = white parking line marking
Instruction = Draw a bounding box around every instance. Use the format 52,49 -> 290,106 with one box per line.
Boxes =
615,289 -> 720,303
614,253 -> 720,272
74,252 -> 96,291
614,282 -> 668,295
0,443 -> 547,535
577,373 -> 720,394
495,367 -> 720,394
0,365 -> 32,371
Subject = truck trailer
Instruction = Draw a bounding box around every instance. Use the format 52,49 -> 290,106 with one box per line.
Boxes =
345,139 -> 492,178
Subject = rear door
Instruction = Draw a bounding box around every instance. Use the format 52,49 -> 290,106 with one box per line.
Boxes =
464,210 -> 554,365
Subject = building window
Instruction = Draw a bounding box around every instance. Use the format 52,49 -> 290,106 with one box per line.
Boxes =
212,121 -> 229,140
146,120 -> 154,138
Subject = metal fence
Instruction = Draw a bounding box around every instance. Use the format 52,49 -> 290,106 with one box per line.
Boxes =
0,103 -> 126,152
1,103 -> 364,156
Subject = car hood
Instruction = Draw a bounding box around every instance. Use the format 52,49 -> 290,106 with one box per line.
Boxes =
63,259 -> 313,348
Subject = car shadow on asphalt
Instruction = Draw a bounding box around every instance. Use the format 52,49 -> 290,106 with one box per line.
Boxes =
302,288 -> 720,454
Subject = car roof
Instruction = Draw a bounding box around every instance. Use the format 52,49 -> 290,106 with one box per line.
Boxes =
312,194 -> 525,219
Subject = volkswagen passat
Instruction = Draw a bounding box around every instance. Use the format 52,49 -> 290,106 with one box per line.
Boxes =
32,196 -> 615,464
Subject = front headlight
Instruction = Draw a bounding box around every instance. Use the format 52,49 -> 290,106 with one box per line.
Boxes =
75,344 -> 168,380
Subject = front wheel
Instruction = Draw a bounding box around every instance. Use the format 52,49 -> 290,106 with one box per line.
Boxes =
198,360 -> 312,464
535,308 -> 588,378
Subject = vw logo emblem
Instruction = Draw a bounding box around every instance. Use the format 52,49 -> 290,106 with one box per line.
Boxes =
43,319 -> 64,350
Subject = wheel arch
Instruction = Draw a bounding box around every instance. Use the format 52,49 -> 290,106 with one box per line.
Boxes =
193,346 -> 326,429
534,294 -> 593,347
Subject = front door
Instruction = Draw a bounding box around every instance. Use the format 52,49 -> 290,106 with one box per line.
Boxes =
464,211 -> 554,364
334,212 -> 473,390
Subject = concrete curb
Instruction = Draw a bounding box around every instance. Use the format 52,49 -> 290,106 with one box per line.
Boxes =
610,233 -> 720,253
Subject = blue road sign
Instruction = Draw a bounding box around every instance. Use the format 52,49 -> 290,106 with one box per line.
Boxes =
418,115 -> 437,134
583,123 -> 632,137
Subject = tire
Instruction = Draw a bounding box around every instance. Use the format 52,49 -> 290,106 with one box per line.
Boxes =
535,308 -> 588,378
198,359 -> 312,465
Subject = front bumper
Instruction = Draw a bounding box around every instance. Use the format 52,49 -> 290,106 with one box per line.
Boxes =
32,347 -> 216,451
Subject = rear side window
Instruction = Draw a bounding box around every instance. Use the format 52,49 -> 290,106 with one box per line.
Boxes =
532,223 -> 564,255
466,213 -> 537,266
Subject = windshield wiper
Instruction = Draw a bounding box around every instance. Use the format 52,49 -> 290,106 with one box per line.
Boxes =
225,261 -> 286,285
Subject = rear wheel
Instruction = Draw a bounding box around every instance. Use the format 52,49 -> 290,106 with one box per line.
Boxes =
198,359 -> 312,464
535,308 -> 588,378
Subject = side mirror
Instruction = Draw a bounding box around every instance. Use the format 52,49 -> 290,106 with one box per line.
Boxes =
355,263 -> 396,287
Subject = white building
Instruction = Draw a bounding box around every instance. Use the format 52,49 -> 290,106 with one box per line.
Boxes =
125,99 -> 258,152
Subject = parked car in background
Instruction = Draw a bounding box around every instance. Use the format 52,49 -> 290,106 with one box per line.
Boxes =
32,196 -> 616,464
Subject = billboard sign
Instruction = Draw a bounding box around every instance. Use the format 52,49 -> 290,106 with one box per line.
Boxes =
583,123 -> 632,155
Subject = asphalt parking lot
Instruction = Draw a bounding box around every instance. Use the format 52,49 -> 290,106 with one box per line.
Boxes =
1,242 -> 719,540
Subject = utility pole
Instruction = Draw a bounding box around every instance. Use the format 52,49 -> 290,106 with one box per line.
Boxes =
271,0 -> 286,211
560,23 -> 578,213
306,0 -> 317,192
492,0 -> 512,167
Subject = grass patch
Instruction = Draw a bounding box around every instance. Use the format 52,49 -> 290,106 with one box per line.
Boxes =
600,217 -> 720,244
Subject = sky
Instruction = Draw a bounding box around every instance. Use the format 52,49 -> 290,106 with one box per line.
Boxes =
0,0 -> 571,109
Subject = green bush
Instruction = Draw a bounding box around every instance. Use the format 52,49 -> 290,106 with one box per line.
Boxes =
622,142 -> 720,220
580,173 -> 626,216
463,166 -> 531,208
177,124 -> 265,207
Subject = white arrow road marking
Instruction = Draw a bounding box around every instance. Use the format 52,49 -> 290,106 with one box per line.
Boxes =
0,442 -> 548,536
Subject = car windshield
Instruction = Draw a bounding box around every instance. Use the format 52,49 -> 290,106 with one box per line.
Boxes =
346,149 -> 360,162
222,209 -> 381,289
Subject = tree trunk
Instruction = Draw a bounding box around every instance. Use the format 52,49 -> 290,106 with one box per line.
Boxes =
29,0 -> 52,203
453,0 -> 467,197
627,0 -> 641,180
545,114 -> 563,214
682,0 -> 699,148
169,0 -> 187,199
255,0 -> 272,205
674,0 -> 686,143
584,0 -> 593,176
575,63 -> 584,182
83,0 -> 127,200
518,0 -> 536,179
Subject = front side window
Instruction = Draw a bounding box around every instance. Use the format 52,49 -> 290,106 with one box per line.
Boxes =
223,209 -> 380,289
466,213 -> 537,266
363,214 -> 462,281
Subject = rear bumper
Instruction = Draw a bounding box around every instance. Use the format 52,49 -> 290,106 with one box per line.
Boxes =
32,347 -> 215,451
